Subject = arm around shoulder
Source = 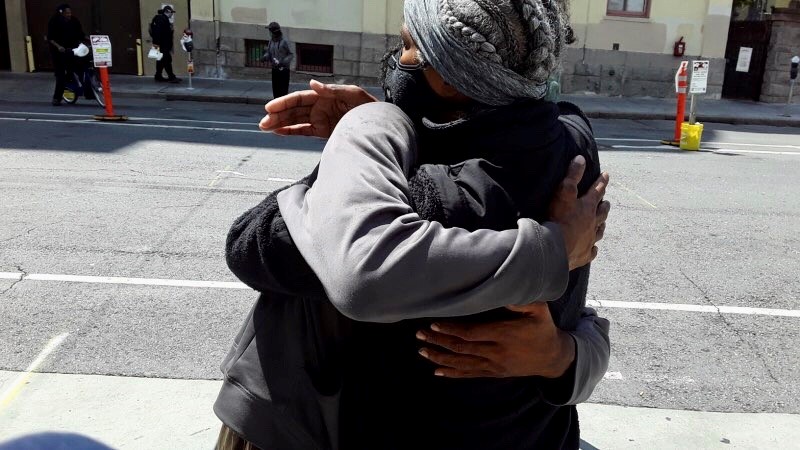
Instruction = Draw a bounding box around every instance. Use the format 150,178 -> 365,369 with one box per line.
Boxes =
277,102 -> 569,323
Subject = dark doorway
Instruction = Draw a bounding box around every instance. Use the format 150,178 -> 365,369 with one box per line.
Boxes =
722,21 -> 772,101
25,0 -> 141,74
1,3 -> 13,70
92,1 -> 142,75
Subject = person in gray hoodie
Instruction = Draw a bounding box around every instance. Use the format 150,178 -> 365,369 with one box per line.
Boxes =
215,0 -> 611,449
260,22 -> 293,99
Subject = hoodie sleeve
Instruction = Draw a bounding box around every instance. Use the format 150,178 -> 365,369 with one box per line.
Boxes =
224,169 -> 326,298
279,39 -> 294,66
277,102 -> 569,323
538,307 -> 611,406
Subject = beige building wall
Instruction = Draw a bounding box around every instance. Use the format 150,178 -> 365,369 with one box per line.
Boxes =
5,0 -> 30,72
140,0 -> 190,77
190,0 -> 401,34
570,0 -> 731,58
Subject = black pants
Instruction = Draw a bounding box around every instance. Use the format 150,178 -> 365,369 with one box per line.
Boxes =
156,50 -> 176,79
272,67 -> 290,98
52,52 -> 74,101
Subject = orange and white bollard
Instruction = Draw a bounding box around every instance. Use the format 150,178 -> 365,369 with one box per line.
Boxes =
662,61 -> 688,146
93,67 -> 128,121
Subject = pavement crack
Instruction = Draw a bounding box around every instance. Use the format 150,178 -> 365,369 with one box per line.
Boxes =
680,269 -> 780,384
153,204 -> 203,209
1,265 -> 28,296
1,226 -> 41,243
0,221 -> 62,243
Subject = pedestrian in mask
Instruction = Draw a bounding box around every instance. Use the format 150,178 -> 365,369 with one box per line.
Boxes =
149,5 -> 180,83
216,0 -> 612,449
260,22 -> 293,98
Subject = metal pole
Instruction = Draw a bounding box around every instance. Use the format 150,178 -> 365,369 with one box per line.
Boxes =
785,79 -> 795,117
25,36 -> 35,72
136,39 -> 144,76
689,94 -> 697,125
187,52 -> 194,90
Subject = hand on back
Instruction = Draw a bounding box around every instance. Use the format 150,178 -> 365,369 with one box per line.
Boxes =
259,80 -> 378,139
549,156 -> 611,270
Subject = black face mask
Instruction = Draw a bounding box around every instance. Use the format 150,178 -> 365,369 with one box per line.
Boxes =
381,52 -> 452,123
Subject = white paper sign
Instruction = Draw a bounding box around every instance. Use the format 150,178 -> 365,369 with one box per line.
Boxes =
736,47 -> 753,73
90,35 -> 112,68
690,60 -> 709,94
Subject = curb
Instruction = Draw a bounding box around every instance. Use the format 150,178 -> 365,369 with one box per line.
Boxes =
115,90 -> 800,126
576,111 -> 800,127
111,89 -> 800,127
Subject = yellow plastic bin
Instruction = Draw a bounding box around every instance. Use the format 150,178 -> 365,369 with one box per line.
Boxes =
680,122 -> 704,151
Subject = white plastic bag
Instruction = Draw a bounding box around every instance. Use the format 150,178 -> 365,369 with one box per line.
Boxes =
148,46 -> 163,61
73,43 -> 89,57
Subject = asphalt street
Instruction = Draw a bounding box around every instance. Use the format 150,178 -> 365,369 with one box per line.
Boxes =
1,96 -> 799,447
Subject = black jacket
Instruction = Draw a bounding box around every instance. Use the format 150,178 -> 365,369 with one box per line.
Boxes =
47,14 -> 85,52
215,101 -> 602,450
149,13 -> 174,51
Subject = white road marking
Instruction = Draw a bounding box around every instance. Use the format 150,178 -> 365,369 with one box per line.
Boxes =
599,137 -> 800,150
0,272 -> 248,290
586,299 -> 800,318
2,272 -> 799,318
706,148 -> 800,156
612,145 -> 676,150
3,112 -> 798,153
215,170 -> 245,176
0,110 -> 254,126
0,333 -> 70,409
0,117 -> 262,134
267,177 -> 297,183
611,144 -> 800,156
604,371 -> 624,380
613,181 -> 658,209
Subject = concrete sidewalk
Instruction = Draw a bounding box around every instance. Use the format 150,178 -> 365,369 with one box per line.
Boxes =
3,71 -> 800,127
1,370 -> 797,449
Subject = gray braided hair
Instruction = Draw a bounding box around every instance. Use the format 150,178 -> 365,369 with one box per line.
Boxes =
404,0 -> 571,105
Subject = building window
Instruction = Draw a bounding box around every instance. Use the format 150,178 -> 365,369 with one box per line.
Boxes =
607,0 -> 650,17
245,39 -> 271,68
296,43 -> 333,74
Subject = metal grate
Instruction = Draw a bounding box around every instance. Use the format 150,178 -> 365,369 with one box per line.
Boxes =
296,43 -> 333,74
245,39 -> 271,68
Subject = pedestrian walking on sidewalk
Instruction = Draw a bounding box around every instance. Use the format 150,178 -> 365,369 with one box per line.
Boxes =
261,22 -> 293,99
149,4 -> 181,83
47,4 -> 85,106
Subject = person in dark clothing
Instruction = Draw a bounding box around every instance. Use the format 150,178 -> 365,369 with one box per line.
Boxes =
215,0 -> 612,449
150,5 -> 181,83
260,22 -> 293,99
47,4 -> 85,106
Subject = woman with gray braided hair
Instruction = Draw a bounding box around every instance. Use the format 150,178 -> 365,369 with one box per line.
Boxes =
214,0 -> 611,449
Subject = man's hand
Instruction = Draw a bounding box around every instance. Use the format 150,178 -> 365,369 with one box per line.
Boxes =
258,80 -> 378,138
416,303 -> 576,379
549,156 -> 611,270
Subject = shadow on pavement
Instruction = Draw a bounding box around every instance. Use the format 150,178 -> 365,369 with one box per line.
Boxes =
0,100 -> 327,154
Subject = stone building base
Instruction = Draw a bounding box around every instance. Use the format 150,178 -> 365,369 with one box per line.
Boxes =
190,20 -> 723,99
189,20 -> 394,83
560,48 -> 724,99
761,3 -> 800,104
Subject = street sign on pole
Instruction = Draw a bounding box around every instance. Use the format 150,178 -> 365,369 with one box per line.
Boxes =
736,47 -> 753,73
90,35 -> 113,68
690,60 -> 709,94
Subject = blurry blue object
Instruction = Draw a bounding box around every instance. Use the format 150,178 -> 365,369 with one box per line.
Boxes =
545,78 -> 561,103
0,432 -> 116,450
